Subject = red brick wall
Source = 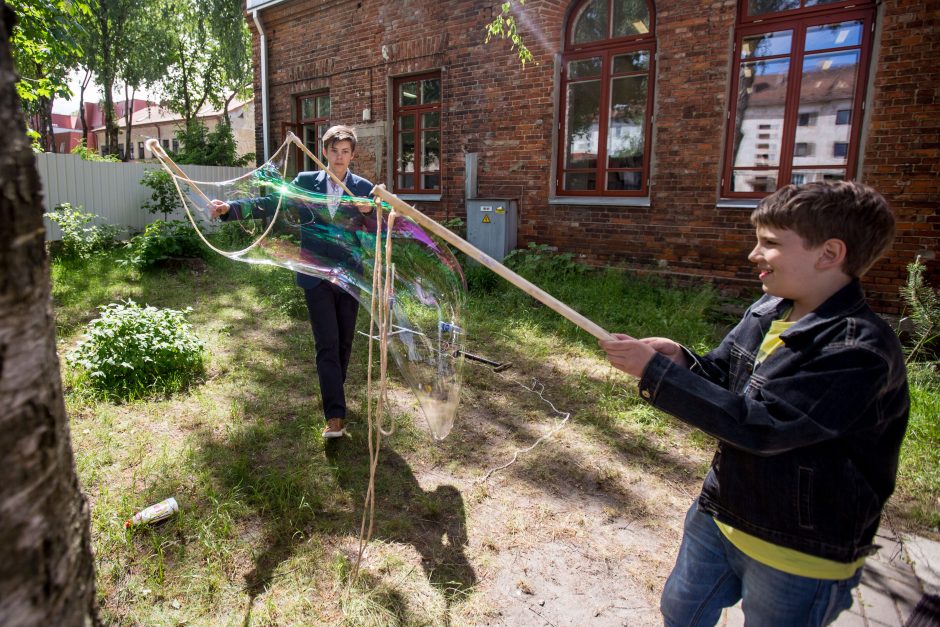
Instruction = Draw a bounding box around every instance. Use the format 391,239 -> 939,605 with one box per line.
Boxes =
248,0 -> 939,313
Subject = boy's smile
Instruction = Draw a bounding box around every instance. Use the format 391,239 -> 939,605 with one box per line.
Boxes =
748,225 -> 840,320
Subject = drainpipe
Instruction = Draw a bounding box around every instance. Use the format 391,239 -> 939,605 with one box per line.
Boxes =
252,10 -> 270,161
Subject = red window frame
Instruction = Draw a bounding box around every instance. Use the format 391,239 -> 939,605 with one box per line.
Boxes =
392,71 -> 442,194
557,0 -> 656,197
293,92 -> 330,172
721,2 -> 875,198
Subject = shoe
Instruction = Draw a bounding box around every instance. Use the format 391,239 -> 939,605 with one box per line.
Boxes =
322,417 -> 347,439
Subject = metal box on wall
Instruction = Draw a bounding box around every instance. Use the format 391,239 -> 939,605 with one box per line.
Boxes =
466,199 -> 518,262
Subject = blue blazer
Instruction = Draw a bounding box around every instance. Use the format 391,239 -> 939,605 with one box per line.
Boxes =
223,169 -> 375,290
291,170 -> 375,289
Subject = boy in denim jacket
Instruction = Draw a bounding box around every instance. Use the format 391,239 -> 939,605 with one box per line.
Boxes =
600,181 -> 909,626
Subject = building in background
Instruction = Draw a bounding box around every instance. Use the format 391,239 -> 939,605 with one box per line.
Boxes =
243,0 -> 938,312
90,100 -> 255,161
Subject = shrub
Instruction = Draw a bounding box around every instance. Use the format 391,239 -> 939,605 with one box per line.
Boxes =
141,169 -> 180,220
67,300 -> 205,400
122,220 -> 206,270
46,203 -> 120,259
504,242 -> 587,282
900,256 -> 940,363
71,141 -> 119,162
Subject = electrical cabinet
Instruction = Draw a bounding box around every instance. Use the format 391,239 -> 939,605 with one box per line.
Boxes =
465,199 -> 518,262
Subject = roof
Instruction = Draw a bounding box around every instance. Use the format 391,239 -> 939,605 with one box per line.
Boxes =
90,100 -> 250,132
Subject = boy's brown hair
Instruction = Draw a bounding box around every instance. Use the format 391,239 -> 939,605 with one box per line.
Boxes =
750,181 -> 895,278
322,125 -> 357,151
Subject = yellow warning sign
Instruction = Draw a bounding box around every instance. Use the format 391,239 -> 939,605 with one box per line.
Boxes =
482,215 -> 491,224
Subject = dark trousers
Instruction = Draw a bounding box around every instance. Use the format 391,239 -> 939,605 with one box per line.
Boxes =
304,282 -> 359,421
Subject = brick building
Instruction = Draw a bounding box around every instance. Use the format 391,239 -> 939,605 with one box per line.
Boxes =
243,0 -> 938,312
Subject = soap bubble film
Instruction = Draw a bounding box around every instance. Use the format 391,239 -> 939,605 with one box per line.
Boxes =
150,135 -> 465,439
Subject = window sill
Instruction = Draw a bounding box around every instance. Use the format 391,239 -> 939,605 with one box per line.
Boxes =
549,195 -> 651,207
716,199 -> 760,209
397,193 -> 442,202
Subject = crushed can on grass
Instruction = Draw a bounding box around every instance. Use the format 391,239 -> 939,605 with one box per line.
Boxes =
125,497 -> 179,528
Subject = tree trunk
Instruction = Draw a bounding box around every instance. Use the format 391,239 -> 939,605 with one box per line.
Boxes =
78,70 -> 91,148
0,5 -> 100,626
122,84 -> 134,162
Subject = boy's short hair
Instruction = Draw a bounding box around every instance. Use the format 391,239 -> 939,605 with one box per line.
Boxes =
750,181 -> 895,278
322,125 -> 357,151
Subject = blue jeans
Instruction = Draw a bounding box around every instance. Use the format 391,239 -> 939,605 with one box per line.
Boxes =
661,500 -> 862,626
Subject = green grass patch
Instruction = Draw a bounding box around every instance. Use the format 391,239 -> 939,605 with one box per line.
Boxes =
53,247 -> 939,623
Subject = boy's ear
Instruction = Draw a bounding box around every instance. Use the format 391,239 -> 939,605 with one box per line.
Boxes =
817,238 -> 847,270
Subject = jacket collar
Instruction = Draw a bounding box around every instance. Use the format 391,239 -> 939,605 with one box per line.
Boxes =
750,280 -> 867,337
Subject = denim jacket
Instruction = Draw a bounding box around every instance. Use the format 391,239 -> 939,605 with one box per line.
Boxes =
639,280 -> 909,562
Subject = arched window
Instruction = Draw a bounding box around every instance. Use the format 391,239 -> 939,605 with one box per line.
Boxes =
721,0 -> 876,197
558,0 -> 655,197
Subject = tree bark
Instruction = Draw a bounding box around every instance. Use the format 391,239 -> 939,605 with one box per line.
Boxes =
0,5 -> 100,626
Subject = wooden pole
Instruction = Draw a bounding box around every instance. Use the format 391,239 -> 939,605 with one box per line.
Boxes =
371,184 -> 613,341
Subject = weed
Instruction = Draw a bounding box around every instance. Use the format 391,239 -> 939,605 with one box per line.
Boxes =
67,300 -> 206,401
121,220 -> 207,270
46,202 -> 121,259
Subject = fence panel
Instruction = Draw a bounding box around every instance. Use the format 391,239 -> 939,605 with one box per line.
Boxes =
36,153 -> 250,241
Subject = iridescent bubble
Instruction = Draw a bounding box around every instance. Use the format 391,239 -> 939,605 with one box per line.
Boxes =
147,136 -> 465,439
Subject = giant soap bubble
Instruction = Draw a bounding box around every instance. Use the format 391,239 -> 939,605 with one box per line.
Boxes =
146,134 -> 465,439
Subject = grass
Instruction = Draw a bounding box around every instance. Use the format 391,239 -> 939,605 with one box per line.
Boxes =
53,247 -> 939,624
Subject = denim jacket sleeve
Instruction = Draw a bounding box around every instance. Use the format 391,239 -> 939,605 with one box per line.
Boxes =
638,343 -> 890,456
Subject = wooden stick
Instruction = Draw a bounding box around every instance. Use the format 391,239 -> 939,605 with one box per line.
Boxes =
371,184 -> 613,341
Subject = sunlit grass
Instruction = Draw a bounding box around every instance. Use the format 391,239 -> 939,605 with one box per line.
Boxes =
53,248 -> 939,623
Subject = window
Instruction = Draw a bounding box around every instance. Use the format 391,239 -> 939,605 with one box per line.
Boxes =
162,139 -> 170,150
295,93 -> 330,171
172,139 -> 179,153
138,142 -> 144,160
797,111 -> 817,126
393,72 -> 441,193
558,0 -> 655,196
722,0 -> 875,196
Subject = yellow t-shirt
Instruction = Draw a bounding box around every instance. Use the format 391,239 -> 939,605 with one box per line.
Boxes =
714,314 -> 866,580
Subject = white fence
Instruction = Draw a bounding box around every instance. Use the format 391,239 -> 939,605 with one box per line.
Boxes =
36,153 -> 251,241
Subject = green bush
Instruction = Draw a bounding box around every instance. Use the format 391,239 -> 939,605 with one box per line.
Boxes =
71,141 -> 119,162
504,242 -> 587,282
122,220 -> 206,269
141,169 -> 180,220
46,203 -> 121,259
67,300 -> 205,400
900,256 -> 939,363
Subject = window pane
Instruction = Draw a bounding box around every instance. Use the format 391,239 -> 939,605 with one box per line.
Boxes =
317,96 -> 330,118
572,0 -> 608,44
301,98 -> 316,120
748,0 -> 799,16
608,75 -> 647,168
398,131 -> 415,173
422,111 -> 440,128
791,168 -> 846,183
795,51 -> 858,168
805,21 -> 863,51
731,58 -> 789,168
612,0 -> 650,37
303,125 -> 318,169
423,173 -> 440,190
607,171 -> 642,190
564,172 -> 597,190
399,115 -> 415,130
797,111 -> 818,126
613,51 -> 650,73
731,169 -> 779,192
399,81 -> 418,106
742,31 -> 793,58
398,173 -> 414,189
421,78 -> 441,104
568,57 -> 602,79
422,131 -> 440,171
565,80 -> 601,169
